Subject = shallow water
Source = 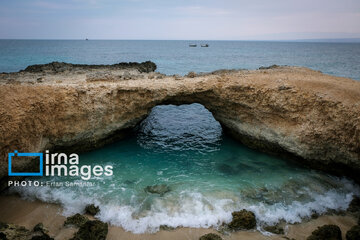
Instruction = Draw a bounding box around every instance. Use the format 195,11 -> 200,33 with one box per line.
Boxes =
0,40 -> 360,80
11,104 -> 360,233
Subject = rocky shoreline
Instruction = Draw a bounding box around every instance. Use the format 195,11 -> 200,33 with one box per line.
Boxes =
0,61 -> 359,188
1,194 -> 360,240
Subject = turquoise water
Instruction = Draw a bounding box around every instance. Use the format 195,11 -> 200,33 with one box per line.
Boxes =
0,40 -> 360,80
12,104 -> 360,233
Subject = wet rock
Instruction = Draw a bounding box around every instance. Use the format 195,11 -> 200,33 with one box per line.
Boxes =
144,184 -> 171,195
307,224 -> 342,240
85,204 -> 100,216
70,220 -> 108,240
264,225 -> 284,234
199,233 -> 222,240
64,214 -> 89,227
347,196 -> 360,212
0,223 -> 31,240
228,209 -> 256,230
346,225 -> 360,240
159,225 -> 175,231
33,223 -> 49,235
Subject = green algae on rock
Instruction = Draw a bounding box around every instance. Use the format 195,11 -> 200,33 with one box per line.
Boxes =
228,210 -> 256,230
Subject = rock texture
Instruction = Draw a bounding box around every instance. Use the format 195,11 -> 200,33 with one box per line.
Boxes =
228,210 -> 257,230
0,62 -> 360,188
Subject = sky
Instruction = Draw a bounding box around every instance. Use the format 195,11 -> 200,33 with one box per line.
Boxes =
0,0 -> 360,40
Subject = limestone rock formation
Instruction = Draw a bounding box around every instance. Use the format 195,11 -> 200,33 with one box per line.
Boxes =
0,63 -> 360,189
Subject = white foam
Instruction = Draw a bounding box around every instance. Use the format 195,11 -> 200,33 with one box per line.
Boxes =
9,178 -> 360,234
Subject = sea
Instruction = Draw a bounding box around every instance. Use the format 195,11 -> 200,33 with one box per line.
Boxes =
3,40 -> 360,233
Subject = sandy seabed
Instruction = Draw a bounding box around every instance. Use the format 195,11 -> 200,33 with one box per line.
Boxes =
0,194 -> 357,240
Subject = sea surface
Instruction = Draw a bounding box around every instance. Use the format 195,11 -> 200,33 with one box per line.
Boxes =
0,40 -> 360,80
5,40 -> 360,233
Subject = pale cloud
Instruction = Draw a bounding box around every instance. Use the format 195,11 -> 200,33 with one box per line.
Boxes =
0,0 -> 359,40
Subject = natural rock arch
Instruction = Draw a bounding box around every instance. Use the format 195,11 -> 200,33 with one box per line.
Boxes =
0,62 -> 359,188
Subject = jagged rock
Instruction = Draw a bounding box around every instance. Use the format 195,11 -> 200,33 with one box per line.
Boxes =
33,223 -> 48,234
264,225 -> 284,234
144,184 -> 171,195
85,204 -> 100,216
307,224 -> 342,240
348,196 -> 360,212
0,222 -> 53,240
346,225 -> 360,240
70,220 -> 108,240
0,223 -> 30,240
64,214 -> 89,227
228,210 -> 256,230
199,233 -> 223,240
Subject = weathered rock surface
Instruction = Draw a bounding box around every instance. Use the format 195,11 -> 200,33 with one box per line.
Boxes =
85,204 -> 100,216
70,220 -> 108,240
64,214 -> 88,227
199,233 -> 223,240
0,222 -> 53,240
307,224 -> 342,240
228,209 -> 256,230
0,63 -> 360,187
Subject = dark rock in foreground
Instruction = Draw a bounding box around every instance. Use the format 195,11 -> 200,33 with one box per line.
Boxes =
346,225 -> 360,240
0,222 -> 53,240
70,220 -> 108,240
307,224 -> 342,240
85,204 -> 100,216
64,214 -> 89,227
22,61 -> 157,73
228,209 -> 256,230
144,184 -> 171,195
199,233 -> 223,240
347,196 -> 360,212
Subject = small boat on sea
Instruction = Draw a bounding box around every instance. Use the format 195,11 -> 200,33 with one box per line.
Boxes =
85,38 -> 89,41
189,44 -> 197,47
201,44 -> 209,47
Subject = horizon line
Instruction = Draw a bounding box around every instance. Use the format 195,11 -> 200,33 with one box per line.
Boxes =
0,37 -> 360,42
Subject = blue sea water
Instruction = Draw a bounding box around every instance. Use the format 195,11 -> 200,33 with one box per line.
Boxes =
6,40 -> 360,233
0,40 -> 360,80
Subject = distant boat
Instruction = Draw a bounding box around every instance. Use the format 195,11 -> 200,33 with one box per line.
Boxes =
85,38 -> 89,41
189,44 -> 197,47
201,44 -> 209,47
